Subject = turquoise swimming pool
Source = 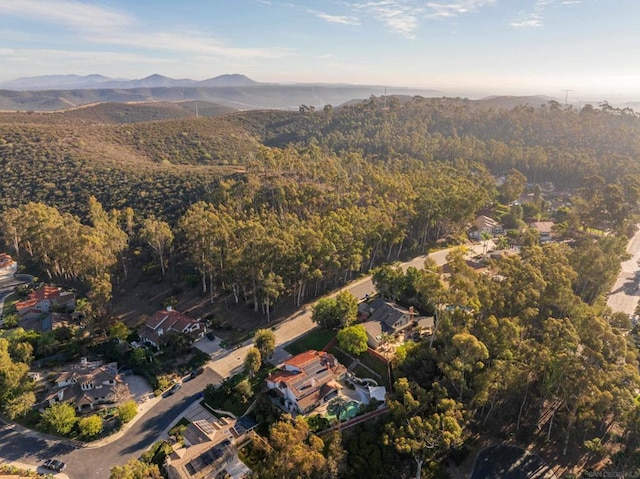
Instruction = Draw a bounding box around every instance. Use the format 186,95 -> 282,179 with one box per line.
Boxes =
325,399 -> 360,421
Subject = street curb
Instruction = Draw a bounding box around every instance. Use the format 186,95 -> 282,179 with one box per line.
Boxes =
83,395 -> 163,449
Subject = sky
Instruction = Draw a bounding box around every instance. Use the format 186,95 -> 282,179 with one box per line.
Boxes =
1,0 -> 639,100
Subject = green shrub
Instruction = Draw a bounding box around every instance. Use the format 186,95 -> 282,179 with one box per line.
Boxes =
117,400 -> 138,424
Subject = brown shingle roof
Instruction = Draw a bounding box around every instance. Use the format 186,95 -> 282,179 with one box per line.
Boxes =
146,309 -> 197,331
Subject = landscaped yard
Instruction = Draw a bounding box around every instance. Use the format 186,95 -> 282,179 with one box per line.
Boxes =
351,363 -> 376,381
358,352 -> 390,386
203,366 -> 274,417
325,344 -> 355,369
284,329 -> 335,355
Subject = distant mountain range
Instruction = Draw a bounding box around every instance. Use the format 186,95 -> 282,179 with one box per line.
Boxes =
0,73 -> 447,112
0,73 -> 259,91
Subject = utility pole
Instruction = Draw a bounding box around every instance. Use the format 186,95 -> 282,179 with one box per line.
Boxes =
562,89 -> 574,106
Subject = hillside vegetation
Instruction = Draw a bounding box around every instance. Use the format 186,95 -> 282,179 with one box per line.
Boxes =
3,97 -> 640,476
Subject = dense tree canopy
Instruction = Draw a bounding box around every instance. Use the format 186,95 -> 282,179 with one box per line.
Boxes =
3,97 -> 640,474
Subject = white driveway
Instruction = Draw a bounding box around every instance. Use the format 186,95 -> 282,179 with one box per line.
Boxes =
193,335 -> 224,356
124,375 -> 154,403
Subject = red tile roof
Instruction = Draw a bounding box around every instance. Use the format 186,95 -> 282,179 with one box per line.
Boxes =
267,350 -> 347,409
0,253 -> 15,269
266,370 -> 298,384
284,350 -> 322,369
16,286 -> 63,311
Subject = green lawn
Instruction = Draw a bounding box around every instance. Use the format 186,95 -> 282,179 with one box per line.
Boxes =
357,352 -> 390,387
351,364 -> 374,380
325,344 -> 355,369
284,329 -> 335,355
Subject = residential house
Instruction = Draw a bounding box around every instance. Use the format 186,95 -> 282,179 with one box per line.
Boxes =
362,305 -> 433,348
266,350 -> 347,414
469,215 -> 504,240
15,285 -> 75,320
413,316 -> 435,337
0,253 -> 17,277
361,320 -> 384,349
44,359 -> 129,412
139,307 -> 204,349
367,300 -> 416,335
165,414 -> 255,479
530,221 -> 555,242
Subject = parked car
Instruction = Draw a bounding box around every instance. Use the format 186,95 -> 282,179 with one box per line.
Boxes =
43,459 -> 66,472
184,367 -> 204,381
206,332 -> 216,341
165,383 -> 182,397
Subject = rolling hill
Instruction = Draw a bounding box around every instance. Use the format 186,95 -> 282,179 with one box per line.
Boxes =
0,74 -> 445,112
0,73 -> 258,91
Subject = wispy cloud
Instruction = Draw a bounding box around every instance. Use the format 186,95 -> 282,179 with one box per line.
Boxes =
426,0 -> 496,19
352,0 -> 494,38
509,0 -> 581,28
307,9 -> 360,25
92,30 -> 292,59
510,16 -> 542,27
2,48 -> 172,65
0,0 -> 292,60
0,0 -> 131,31
353,1 -> 420,38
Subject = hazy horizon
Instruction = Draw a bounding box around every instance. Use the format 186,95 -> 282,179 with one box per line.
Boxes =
2,0 -> 640,102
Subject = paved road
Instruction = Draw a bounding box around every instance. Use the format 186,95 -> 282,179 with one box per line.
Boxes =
0,243 -> 488,478
607,227 -> 640,315
208,242 -> 491,380
0,274 -> 31,318
0,368 -> 223,479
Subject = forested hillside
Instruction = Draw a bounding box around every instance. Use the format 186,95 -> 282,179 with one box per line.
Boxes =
237,96 -> 640,189
3,97 -> 640,475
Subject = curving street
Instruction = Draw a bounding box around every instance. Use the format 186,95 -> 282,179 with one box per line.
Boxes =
0,368 -> 223,479
0,243 -> 489,478
607,226 -> 640,316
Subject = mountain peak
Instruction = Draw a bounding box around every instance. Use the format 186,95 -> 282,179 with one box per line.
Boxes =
199,74 -> 258,87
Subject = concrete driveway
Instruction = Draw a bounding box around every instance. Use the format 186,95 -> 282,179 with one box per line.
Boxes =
193,335 -> 224,356
124,375 -> 154,403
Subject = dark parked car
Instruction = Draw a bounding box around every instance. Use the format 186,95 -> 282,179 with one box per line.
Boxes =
165,383 -> 182,397
184,367 -> 204,381
206,332 -> 216,341
43,459 -> 66,472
